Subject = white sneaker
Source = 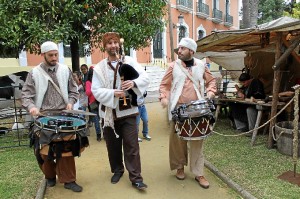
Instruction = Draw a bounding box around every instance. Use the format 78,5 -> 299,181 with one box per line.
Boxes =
143,134 -> 151,141
138,138 -> 143,142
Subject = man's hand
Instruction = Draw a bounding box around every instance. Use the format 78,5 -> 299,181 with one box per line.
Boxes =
29,107 -> 40,116
66,103 -> 73,110
207,92 -> 215,99
114,89 -> 125,98
122,80 -> 135,91
160,98 -> 169,108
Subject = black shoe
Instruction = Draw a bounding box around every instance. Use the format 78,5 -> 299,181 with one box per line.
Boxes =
46,178 -> 56,187
132,181 -> 148,190
111,173 -> 123,184
96,134 -> 101,142
64,182 -> 83,192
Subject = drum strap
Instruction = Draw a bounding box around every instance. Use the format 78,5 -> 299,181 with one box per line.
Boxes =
37,66 -> 64,99
177,64 -> 202,98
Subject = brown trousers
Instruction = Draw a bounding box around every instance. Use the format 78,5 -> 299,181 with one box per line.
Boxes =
169,121 -> 205,177
37,153 -> 76,183
103,116 -> 143,183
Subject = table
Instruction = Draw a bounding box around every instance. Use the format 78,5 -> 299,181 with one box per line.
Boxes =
213,98 -> 286,146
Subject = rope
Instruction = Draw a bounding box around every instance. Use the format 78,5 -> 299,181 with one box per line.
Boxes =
213,97 -> 294,137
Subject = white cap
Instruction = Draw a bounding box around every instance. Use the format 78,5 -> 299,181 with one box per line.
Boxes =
178,38 -> 197,52
41,41 -> 58,53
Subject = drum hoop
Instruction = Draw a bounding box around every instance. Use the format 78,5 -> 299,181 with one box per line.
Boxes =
35,115 -> 86,132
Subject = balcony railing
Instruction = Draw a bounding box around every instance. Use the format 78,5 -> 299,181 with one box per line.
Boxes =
176,0 -> 193,13
224,14 -> 233,27
196,2 -> 209,19
212,8 -> 223,24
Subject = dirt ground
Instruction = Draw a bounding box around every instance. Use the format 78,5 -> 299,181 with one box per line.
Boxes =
44,102 -> 236,199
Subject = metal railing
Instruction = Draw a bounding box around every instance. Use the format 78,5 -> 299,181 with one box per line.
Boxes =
225,14 -> 233,24
176,0 -> 193,9
0,85 -> 31,148
212,8 -> 223,21
197,2 -> 209,15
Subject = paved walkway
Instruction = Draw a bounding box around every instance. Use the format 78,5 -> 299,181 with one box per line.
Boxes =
43,102 -> 237,199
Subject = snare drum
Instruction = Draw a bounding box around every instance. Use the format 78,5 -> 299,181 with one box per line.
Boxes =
172,100 -> 215,140
35,113 -> 86,133
34,112 -> 89,158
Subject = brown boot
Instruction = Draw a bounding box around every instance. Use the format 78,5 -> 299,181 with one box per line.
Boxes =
176,168 -> 185,180
195,176 -> 210,189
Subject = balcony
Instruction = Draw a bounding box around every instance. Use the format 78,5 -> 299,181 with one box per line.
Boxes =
224,14 -> 233,27
212,8 -> 223,24
176,0 -> 193,13
196,2 -> 209,19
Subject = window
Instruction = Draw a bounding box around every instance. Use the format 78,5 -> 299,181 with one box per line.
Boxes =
179,26 -> 186,42
198,30 -> 204,40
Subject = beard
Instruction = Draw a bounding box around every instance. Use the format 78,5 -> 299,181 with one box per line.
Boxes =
44,56 -> 57,66
106,48 -> 119,57
178,53 -> 192,61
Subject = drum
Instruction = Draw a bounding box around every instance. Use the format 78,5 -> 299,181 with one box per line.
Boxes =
172,99 -> 215,140
33,112 -> 89,158
35,112 -> 86,133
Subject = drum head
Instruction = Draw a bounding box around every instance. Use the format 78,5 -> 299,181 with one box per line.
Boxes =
35,114 -> 86,132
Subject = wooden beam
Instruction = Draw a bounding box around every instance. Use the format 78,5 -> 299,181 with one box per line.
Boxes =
273,35 -> 300,70
268,32 -> 283,148
282,35 -> 300,65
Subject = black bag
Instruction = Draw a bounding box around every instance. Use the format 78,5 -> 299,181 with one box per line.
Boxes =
119,97 -> 132,111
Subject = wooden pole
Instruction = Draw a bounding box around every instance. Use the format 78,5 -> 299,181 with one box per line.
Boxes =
168,0 -> 175,62
273,35 -> 300,70
292,84 -> 300,177
268,32 -> 283,148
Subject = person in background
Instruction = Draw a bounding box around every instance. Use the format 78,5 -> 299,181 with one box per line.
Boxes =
230,73 -> 265,133
85,67 -> 102,141
136,92 -> 151,142
21,41 -> 87,192
81,64 -> 92,126
80,64 -> 89,86
73,71 -> 88,112
159,37 -> 216,189
91,32 -> 149,190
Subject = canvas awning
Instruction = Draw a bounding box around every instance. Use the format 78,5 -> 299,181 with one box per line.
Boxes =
196,17 -> 300,54
195,17 -> 300,148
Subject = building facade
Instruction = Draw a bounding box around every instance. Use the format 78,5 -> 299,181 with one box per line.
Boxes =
0,0 -> 240,74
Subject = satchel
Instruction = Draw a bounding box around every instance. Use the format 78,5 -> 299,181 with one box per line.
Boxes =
119,97 -> 132,111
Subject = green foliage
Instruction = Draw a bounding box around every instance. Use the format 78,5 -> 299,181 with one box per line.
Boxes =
0,0 -> 166,55
257,0 -> 288,24
284,3 -> 300,19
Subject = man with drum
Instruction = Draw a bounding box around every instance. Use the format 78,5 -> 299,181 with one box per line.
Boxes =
22,41 -> 86,192
159,37 -> 216,189
91,32 -> 149,190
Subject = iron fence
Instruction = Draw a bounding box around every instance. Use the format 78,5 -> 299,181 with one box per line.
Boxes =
0,85 -> 31,148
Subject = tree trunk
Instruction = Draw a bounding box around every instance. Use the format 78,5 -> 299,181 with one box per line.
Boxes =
70,39 -> 80,72
249,0 -> 259,28
242,0 -> 250,28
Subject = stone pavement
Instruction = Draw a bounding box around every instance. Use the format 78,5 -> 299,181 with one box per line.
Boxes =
41,102 -> 239,199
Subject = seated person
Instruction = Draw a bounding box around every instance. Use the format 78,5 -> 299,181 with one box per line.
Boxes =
230,73 -> 265,132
